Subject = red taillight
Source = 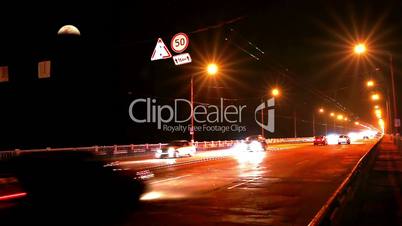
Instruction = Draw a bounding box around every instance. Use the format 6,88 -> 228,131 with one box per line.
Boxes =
0,192 -> 27,201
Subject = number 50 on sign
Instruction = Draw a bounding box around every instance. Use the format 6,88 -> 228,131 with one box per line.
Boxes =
171,33 -> 189,53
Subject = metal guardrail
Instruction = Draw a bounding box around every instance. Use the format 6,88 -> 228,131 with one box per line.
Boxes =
0,137 -> 313,161
308,138 -> 382,226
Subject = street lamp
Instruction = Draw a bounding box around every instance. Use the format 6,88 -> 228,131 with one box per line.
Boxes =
190,63 -> 219,142
261,87 -> 281,137
354,43 -> 366,55
366,80 -> 374,87
206,63 -> 218,76
353,43 -> 399,135
375,109 -> 382,119
355,121 -> 360,125
315,108 -> 327,135
272,88 -> 280,97
371,93 -> 380,101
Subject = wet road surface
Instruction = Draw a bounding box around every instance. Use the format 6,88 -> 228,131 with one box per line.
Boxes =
123,141 -> 377,225
0,141 -> 377,225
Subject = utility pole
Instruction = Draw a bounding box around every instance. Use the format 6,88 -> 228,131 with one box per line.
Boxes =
293,110 -> 297,138
333,118 -> 336,133
190,74 -> 194,143
389,54 -> 399,135
261,98 -> 265,137
312,112 -> 315,136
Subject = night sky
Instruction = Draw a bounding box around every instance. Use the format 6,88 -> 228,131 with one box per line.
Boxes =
0,1 -> 401,150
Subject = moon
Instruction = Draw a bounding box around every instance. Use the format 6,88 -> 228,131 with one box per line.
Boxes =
57,25 -> 81,36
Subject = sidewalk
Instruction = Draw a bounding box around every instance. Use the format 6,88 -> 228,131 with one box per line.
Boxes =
338,135 -> 402,226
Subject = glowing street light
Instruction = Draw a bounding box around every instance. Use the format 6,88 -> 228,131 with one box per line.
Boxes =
337,114 -> 344,120
206,63 -> 218,76
375,109 -> 382,119
354,43 -> 366,55
319,108 -> 324,113
374,105 -> 380,109
330,112 -> 335,117
190,63 -> 220,142
379,118 -> 385,133
355,121 -> 360,125
366,80 -> 374,87
352,41 -> 398,135
271,88 -> 280,97
371,93 -> 380,101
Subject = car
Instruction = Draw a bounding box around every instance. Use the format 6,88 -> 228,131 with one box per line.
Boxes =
235,135 -> 268,152
155,140 -> 196,158
313,136 -> 328,145
338,135 -> 351,144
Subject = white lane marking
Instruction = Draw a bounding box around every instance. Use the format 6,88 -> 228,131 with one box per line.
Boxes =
150,174 -> 192,185
227,177 -> 262,190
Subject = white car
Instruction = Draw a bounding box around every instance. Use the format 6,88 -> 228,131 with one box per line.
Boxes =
338,135 -> 351,145
234,135 -> 268,152
155,140 -> 196,158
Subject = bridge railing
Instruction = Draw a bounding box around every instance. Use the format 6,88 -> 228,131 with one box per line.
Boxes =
0,137 -> 313,161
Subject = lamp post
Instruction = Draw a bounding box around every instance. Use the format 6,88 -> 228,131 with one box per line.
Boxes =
389,54 -> 399,135
330,112 -> 335,133
261,88 -> 280,137
190,63 -> 218,143
316,108 -> 327,136
354,43 -> 399,135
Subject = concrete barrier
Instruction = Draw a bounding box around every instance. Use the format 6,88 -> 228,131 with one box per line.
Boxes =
308,138 -> 382,226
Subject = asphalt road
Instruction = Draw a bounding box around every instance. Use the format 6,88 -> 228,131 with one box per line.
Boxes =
0,140 -> 377,226
120,140 -> 377,226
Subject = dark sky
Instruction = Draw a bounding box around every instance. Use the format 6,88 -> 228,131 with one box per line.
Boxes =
0,1 -> 401,149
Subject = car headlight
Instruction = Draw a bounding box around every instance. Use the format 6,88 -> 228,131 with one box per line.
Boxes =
168,147 -> 175,155
233,142 -> 247,151
250,141 -> 262,151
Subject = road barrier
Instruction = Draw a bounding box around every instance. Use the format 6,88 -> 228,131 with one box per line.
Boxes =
308,137 -> 382,226
0,137 -> 313,161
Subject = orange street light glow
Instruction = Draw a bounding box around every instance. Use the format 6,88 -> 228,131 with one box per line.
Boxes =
337,114 -> 343,120
330,112 -> 335,117
366,80 -> 374,87
379,119 -> 385,132
371,94 -> 380,101
207,63 -> 218,75
272,88 -> 280,97
374,105 -> 380,109
354,43 -> 366,55
375,109 -> 382,118
355,121 -> 360,125
319,108 -> 324,113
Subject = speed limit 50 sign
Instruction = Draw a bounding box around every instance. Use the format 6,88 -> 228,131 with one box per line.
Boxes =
171,33 -> 189,53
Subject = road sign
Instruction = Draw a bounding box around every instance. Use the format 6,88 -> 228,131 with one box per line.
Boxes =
173,53 -> 192,65
395,118 -> 401,128
171,33 -> 189,53
151,38 -> 172,61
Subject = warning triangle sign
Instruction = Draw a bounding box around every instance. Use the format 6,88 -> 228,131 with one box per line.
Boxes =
151,38 -> 172,61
